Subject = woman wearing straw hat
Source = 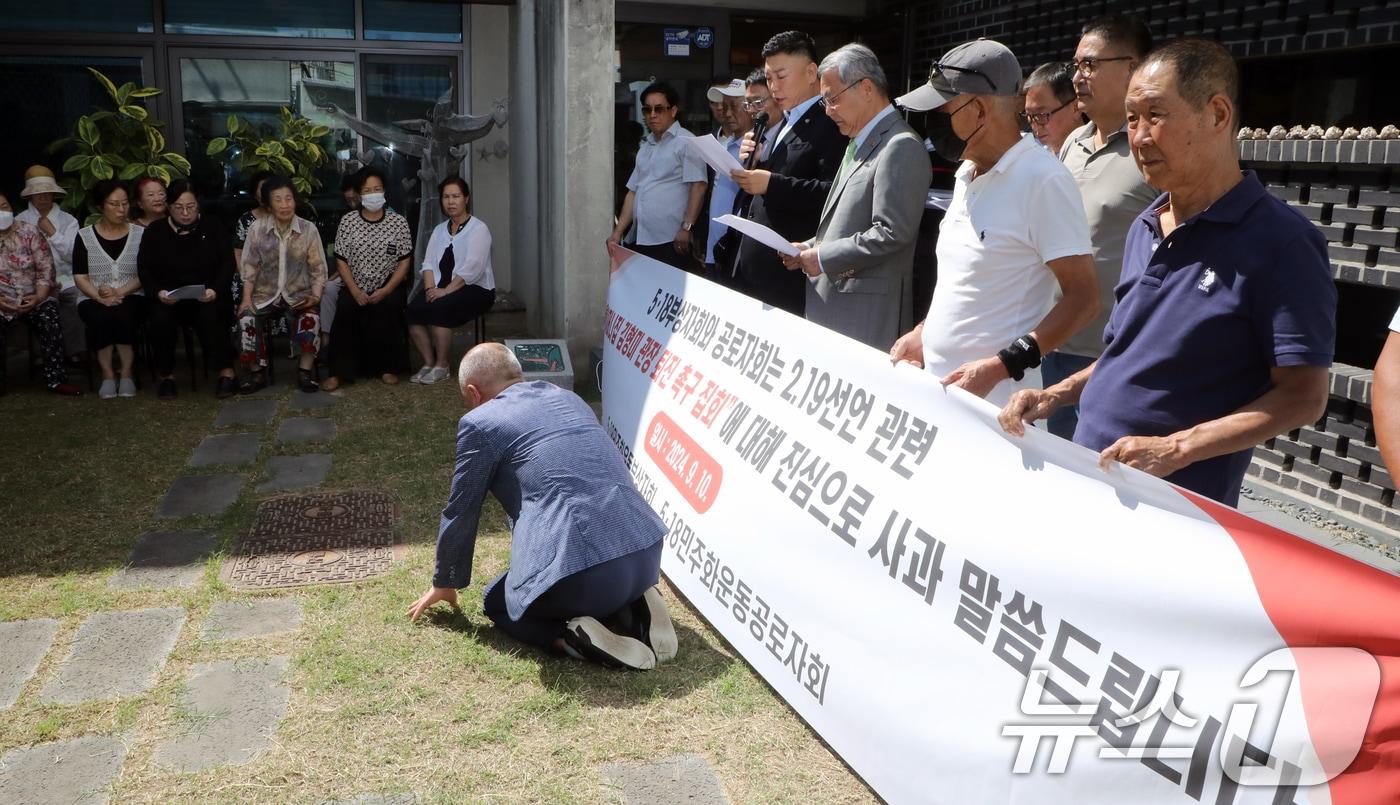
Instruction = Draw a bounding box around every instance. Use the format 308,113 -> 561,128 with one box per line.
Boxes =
15,165 -> 85,362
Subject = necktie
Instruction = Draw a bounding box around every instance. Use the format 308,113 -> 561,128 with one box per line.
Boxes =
836,138 -> 858,186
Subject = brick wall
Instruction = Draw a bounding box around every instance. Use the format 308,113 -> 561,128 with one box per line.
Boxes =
901,0 -> 1400,87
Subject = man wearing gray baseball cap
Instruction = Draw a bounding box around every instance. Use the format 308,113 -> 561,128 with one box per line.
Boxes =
890,39 -> 1100,408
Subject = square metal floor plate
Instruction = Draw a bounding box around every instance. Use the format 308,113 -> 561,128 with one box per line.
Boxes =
225,491 -> 402,589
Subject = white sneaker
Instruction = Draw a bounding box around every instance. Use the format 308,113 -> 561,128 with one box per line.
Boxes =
409,366 -> 433,384
98,379 -> 117,399
117,378 -> 137,398
564,617 -> 656,670
421,366 -> 450,385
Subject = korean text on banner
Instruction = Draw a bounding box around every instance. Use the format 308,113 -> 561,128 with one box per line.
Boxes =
600,247 -> 1400,805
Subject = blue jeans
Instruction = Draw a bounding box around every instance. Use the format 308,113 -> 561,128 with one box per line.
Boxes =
1040,351 -> 1096,440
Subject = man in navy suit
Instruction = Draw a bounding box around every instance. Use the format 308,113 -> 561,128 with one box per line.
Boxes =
407,343 -> 676,670
730,30 -> 847,316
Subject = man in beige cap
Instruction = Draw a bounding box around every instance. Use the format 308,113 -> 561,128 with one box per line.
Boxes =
889,39 -> 1098,406
17,165 -> 84,360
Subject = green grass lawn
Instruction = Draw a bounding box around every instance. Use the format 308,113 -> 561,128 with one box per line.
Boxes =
0,333 -> 875,804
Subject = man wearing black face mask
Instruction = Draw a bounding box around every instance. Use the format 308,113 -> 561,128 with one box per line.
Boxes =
890,39 -> 1099,407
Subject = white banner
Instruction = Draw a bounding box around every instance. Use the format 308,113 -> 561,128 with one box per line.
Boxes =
600,248 -> 1399,805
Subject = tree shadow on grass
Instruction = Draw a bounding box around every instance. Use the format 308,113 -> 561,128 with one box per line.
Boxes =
416,609 -> 730,704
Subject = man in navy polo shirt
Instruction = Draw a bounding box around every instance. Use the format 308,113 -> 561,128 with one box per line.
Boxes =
998,38 -> 1335,506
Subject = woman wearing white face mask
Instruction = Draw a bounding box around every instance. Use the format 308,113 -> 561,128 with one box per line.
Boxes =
321,167 -> 412,390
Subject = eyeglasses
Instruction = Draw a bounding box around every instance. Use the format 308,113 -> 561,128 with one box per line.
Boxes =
742,97 -> 771,111
932,61 -> 998,93
1066,56 -> 1133,77
819,78 -> 864,108
640,104 -> 673,115
104,199 -> 130,208
1020,97 -> 1076,127
171,202 -> 198,213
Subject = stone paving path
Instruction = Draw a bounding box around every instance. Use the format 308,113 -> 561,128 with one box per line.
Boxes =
40,608 -> 186,704
1,387 -> 338,796
109,530 -> 219,590
603,754 -> 729,804
0,619 -> 58,709
203,598 -> 303,641
153,656 -> 291,773
0,735 -> 126,805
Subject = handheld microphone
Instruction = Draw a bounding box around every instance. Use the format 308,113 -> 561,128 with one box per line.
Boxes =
746,112 -> 770,169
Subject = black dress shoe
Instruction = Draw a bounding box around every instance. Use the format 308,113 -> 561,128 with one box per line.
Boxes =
216,376 -> 238,399
157,378 -> 177,400
297,368 -> 320,394
238,371 -> 268,395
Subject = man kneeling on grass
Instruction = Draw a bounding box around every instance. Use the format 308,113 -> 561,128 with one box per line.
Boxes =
407,342 -> 676,670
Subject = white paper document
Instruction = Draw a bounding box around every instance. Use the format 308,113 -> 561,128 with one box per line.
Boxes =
714,214 -> 800,256
166,284 -> 207,301
688,134 -> 745,176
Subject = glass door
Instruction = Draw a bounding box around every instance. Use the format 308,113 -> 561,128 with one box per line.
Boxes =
357,54 -> 458,250
168,48 -> 359,240
0,49 -> 155,207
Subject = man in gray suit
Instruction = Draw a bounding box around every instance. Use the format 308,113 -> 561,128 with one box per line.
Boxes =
782,44 -> 931,350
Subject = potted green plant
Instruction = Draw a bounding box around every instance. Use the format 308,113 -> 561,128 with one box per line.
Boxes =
205,107 -> 332,196
48,68 -> 191,214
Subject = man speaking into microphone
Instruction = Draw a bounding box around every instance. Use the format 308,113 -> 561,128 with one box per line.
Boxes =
729,31 -> 846,316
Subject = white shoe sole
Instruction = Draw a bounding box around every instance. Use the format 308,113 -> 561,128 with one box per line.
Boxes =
565,617 -> 656,670
640,586 -> 678,662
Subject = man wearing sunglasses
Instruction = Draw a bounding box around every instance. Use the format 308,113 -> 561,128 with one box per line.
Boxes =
608,82 -> 708,272
891,39 -> 1098,407
1039,15 -> 1162,440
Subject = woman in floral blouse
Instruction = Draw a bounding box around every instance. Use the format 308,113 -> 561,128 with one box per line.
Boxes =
0,190 -> 81,395
237,177 -> 327,394
322,167 -> 412,390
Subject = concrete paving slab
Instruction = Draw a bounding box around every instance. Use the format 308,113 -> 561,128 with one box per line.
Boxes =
257,454 -> 331,493
188,433 -> 262,468
40,608 -> 187,704
0,735 -> 126,805
156,474 -> 244,518
109,530 -> 219,590
202,599 -> 303,641
0,619 -> 59,709
289,390 -> 341,411
153,656 -> 290,772
276,417 -> 336,445
213,399 -> 278,428
602,754 -> 728,805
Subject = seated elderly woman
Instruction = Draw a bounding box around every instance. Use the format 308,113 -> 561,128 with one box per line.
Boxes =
237,176 -> 327,394
0,191 -> 81,395
73,179 -> 145,399
130,176 -> 167,228
138,179 -> 238,399
406,177 -> 495,385
322,167 -> 412,390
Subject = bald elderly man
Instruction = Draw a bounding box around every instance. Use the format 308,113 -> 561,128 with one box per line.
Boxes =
407,343 -> 676,670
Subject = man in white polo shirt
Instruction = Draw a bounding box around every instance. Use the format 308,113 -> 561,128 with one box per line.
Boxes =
890,39 -> 1098,407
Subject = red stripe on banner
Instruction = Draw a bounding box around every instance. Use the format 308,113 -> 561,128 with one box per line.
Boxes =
1185,491 -> 1400,804
607,242 -> 636,273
